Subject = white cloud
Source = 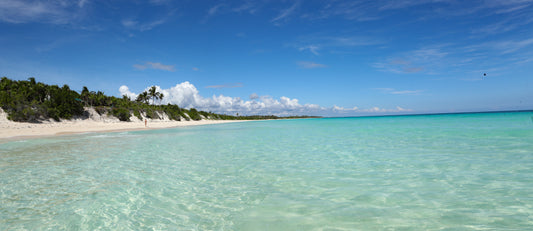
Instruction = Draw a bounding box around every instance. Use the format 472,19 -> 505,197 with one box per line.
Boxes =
201,3 -> 228,23
292,36 -> 382,55
298,61 -> 327,69
120,82 -> 322,115
233,1 -> 259,14
312,1 -> 533,29
375,45 -> 450,74
121,19 -> 137,28
119,81 -> 413,116
249,93 -> 259,100
271,1 -> 300,24
78,0 -> 89,8
119,85 -> 137,99
208,4 -> 224,16
0,0 -> 81,24
299,45 -> 320,55
311,1 -> 382,21
333,105 -> 359,112
378,0 -> 446,11
328,36 -> 382,47
492,38 -> 533,54
122,18 -> 166,32
134,62 -> 175,72
202,1 -> 260,23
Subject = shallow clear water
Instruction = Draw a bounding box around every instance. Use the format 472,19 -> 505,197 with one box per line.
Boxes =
1,112 -> 533,230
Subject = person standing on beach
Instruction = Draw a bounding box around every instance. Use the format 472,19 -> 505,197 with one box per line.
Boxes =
145,119 -> 147,127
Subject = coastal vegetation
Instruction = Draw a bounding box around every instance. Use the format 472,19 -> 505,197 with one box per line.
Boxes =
0,77 -> 318,122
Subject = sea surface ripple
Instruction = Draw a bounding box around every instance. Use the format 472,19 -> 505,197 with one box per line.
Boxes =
1,112 -> 533,230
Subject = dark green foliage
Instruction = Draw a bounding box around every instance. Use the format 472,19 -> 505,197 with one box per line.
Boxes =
1,77 -> 83,122
162,104 -> 181,121
179,110 -> 190,121
133,110 -> 142,120
187,108 -> 202,121
199,111 -> 212,119
46,108 -> 60,121
136,91 -> 149,104
112,108 -> 131,121
0,77 -> 319,122
144,108 -> 160,119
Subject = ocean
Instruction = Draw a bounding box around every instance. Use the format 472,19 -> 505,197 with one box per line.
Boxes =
1,111 -> 533,230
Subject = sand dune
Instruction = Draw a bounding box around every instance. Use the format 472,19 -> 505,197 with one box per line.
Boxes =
0,108 -> 246,140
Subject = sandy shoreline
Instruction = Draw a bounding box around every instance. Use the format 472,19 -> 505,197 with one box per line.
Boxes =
0,109 -> 248,141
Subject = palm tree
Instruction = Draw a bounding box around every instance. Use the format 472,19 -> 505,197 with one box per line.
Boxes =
147,86 -> 165,105
136,91 -> 149,104
95,91 -> 106,106
148,86 -> 157,105
81,86 -> 90,106
158,93 -> 164,104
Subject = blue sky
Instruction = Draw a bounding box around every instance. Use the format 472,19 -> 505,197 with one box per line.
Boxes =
1,0 -> 532,116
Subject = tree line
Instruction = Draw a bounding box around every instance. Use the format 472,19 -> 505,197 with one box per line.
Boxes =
0,77 -> 319,122
0,77 -> 84,121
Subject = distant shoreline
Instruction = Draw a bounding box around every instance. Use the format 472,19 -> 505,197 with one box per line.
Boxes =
327,109 -> 533,119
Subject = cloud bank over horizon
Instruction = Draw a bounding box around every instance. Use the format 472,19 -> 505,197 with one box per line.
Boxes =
119,82 -> 412,116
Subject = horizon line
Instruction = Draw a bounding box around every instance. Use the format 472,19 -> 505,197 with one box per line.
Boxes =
324,109 -> 533,119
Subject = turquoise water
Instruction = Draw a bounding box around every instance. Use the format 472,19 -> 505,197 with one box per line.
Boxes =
1,112 -> 533,230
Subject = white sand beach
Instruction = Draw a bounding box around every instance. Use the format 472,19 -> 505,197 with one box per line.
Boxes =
0,108 -> 247,140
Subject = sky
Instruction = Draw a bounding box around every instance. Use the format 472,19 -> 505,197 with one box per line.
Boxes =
1,0 -> 532,116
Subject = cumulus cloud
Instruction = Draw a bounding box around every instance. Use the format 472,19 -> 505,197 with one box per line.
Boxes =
119,82 -> 323,115
119,85 -> 137,99
333,105 -> 359,112
249,93 -> 259,100
133,62 -> 175,71
362,106 -> 412,113
119,81 -> 412,116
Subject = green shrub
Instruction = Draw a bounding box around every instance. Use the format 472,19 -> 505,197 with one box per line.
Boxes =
163,107 -> 181,121
187,108 -> 202,121
133,110 -> 142,120
144,108 -> 160,119
112,108 -> 131,121
179,110 -> 190,121
46,108 -> 60,121
199,111 -> 211,119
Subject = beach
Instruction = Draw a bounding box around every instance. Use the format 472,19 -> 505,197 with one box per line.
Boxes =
0,108 -> 246,140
